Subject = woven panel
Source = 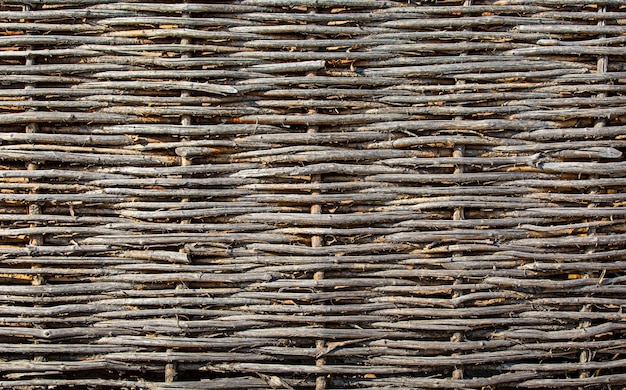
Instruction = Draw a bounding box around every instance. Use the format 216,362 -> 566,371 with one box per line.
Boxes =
1,0 -> 625,389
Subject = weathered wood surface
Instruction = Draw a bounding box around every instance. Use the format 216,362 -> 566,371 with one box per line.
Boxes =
0,0 -> 624,388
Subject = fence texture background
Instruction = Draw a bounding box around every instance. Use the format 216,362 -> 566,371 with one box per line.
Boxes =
0,0 -> 625,389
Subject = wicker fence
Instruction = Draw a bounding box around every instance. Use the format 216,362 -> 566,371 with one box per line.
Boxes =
0,0 -> 625,389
